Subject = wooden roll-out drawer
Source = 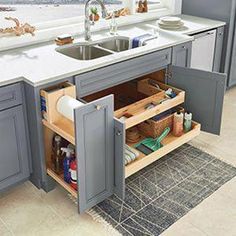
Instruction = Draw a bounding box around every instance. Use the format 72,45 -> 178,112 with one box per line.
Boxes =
83,78 -> 185,129
74,48 -> 172,97
0,83 -> 22,111
125,121 -> 201,178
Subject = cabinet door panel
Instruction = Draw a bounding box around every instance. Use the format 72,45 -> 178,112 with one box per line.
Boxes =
0,106 -> 30,190
114,118 -> 125,199
228,23 -> 236,87
172,42 -> 192,67
168,66 -> 226,135
74,95 -> 114,213
213,27 -> 224,72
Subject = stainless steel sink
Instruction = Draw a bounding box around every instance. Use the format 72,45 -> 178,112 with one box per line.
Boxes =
56,44 -> 113,60
98,38 -> 130,52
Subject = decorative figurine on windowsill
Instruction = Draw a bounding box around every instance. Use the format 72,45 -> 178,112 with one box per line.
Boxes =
0,17 -> 36,36
137,0 -> 148,13
90,7 -> 100,22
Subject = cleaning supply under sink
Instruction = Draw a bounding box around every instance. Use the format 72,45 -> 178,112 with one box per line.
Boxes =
61,147 -> 73,183
184,111 -> 192,132
135,127 -> 170,155
51,135 -> 63,174
125,145 -> 140,165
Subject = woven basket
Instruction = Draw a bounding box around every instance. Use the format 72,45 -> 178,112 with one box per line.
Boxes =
138,113 -> 174,138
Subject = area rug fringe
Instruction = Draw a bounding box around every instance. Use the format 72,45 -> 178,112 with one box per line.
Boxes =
190,142 -> 236,168
87,208 -> 121,235
67,193 -> 120,235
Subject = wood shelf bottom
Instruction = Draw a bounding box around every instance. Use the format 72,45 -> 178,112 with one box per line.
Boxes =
125,121 -> 201,178
47,168 -> 77,198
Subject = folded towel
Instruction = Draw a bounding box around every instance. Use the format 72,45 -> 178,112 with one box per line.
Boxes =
125,145 -> 140,165
130,33 -> 157,49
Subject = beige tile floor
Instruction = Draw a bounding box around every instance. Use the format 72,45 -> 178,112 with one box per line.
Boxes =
0,87 -> 235,236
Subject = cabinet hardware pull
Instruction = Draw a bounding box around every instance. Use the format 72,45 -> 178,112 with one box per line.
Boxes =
207,32 -> 214,35
95,105 -> 102,110
182,46 -> 186,49
116,131 -> 122,136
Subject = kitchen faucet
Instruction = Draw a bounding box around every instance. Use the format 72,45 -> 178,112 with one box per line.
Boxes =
84,0 -> 108,41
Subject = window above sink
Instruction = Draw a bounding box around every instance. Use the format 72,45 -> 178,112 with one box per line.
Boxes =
0,0 -> 182,52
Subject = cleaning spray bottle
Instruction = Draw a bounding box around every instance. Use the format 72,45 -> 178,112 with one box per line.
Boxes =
70,159 -> 77,190
61,147 -> 73,183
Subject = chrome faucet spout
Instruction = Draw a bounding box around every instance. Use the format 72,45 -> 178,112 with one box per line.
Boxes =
84,0 -> 108,41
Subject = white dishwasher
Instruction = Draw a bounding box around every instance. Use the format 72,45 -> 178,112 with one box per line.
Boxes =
191,29 -> 216,71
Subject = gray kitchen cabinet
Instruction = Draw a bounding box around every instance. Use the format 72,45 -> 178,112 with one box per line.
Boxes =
228,24 -> 236,87
0,105 -> 30,191
75,48 -> 172,97
213,27 -> 225,72
74,95 -> 115,213
172,42 -> 192,67
39,47 -> 227,214
167,66 -> 226,135
182,0 -> 236,86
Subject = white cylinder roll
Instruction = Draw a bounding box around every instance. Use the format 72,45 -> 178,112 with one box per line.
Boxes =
57,95 -> 84,122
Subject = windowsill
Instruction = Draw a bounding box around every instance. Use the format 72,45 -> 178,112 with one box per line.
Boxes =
0,8 -> 173,52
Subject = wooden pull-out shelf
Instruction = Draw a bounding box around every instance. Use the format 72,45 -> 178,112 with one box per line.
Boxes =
43,124 -> 77,198
125,121 -> 201,178
47,168 -> 77,198
84,80 -> 185,130
42,118 -> 75,145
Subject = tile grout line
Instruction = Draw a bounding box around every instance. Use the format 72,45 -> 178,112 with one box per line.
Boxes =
0,216 -> 15,236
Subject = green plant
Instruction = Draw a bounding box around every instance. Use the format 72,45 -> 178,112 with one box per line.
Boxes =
90,7 -> 98,15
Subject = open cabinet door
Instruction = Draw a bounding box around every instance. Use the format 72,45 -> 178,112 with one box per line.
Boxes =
168,66 -> 226,135
114,118 -> 125,199
74,95 -> 114,213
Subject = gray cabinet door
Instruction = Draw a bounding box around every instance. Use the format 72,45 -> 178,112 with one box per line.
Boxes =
168,66 -> 226,135
228,23 -> 236,87
0,106 -> 30,190
114,118 -> 125,199
172,42 -> 192,67
213,27 -> 224,72
74,95 -> 115,213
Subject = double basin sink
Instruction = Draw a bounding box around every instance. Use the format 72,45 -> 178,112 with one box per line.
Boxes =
56,37 -> 136,61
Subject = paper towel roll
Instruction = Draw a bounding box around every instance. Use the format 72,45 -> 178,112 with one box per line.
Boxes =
57,95 -> 84,121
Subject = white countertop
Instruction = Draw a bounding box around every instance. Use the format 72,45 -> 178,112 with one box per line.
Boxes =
0,15 -> 225,87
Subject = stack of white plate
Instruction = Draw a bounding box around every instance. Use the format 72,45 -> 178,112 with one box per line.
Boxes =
157,16 -> 184,30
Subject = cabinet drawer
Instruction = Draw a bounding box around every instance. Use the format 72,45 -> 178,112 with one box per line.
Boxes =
0,83 -> 22,111
125,121 -> 201,178
75,48 -> 172,97
83,78 -> 185,129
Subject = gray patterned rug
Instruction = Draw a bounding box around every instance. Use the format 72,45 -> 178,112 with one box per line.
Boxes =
90,144 -> 236,236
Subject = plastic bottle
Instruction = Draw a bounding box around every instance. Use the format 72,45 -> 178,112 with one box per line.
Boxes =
52,135 -> 63,174
61,147 -> 73,183
184,111 -> 192,132
70,160 -> 77,190
173,111 -> 184,137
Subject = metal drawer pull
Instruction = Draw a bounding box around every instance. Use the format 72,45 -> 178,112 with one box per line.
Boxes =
116,131 -> 122,136
95,105 -> 102,110
207,32 -> 214,35
182,46 -> 186,49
